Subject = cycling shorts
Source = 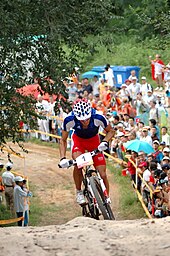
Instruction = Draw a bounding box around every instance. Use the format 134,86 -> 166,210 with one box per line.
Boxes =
72,133 -> 106,167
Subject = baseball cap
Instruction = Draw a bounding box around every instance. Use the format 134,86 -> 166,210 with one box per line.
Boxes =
163,156 -> 170,161
153,140 -> 160,145
5,162 -> 13,169
162,164 -> 170,170
163,147 -> 170,152
132,76 -> 137,80
117,122 -> 124,127
14,176 -> 24,182
160,141 -> 166,145
125,79 -> 131,83
0,162 -> 4,167
141,76 -> 146,80
116,132 -> 124,137
121,84 -> 127,88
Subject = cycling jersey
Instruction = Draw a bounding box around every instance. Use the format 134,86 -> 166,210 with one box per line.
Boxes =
62,108 -> 108,139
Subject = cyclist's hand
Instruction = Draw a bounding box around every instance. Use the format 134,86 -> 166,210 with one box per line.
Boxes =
98,141 -> 109,151
58,158 -> 70,168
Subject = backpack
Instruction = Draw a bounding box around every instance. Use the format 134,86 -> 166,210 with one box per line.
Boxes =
147,83 -> 153,92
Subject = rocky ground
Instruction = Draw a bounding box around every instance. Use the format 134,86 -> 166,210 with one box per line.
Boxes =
1,216 -> 170,256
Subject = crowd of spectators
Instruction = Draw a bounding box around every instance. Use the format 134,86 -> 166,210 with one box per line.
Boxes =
0,162 -> 32,226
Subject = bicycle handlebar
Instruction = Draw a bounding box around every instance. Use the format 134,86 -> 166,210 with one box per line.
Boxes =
58,149 -> 100,168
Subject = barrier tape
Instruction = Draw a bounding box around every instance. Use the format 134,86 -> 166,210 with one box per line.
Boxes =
132,180 -> 152,219
0,216 -> 24,225
126,156 -> 154,199
0,147 -> 25,159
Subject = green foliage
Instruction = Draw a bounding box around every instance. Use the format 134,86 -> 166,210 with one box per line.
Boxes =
0,0 -> 113,146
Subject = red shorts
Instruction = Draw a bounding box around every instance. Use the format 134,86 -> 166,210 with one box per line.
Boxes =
72,134 -> 106,167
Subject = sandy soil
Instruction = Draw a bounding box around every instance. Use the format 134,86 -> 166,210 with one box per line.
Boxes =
1,216 -> 170,256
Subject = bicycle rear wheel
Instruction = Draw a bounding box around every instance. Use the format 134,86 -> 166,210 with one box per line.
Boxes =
90,176 -> 115,220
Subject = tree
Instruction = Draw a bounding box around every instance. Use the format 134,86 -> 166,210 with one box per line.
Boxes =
0,0 -> 113,146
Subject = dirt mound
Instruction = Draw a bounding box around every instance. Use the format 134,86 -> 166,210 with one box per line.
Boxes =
1,216 -> 170,256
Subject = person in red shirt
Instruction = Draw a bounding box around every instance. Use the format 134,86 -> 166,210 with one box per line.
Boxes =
127,151 -> 138,183
149,54 -> 165,91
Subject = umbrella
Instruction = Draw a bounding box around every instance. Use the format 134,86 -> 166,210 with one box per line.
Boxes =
124,139 -> 154,154
17,83 -> 57,101
82,71 -> 102,79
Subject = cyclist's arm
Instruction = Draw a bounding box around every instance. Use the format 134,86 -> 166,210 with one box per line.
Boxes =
59,130 -> 69,159
103,124 -> 115,142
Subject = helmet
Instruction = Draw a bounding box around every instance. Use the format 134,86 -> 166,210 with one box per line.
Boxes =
73,99 -> 92,120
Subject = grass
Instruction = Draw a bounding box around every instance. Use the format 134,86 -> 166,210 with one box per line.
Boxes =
108,162 -> 145,220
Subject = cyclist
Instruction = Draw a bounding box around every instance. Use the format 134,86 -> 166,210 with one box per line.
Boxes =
59,98 -> 114,205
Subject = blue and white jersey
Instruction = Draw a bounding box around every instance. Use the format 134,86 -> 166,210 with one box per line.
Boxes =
62,108 -> 109,139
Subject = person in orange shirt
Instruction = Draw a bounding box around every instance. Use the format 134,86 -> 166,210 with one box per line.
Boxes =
101,84 -> 111,108
99,78 -> 108,100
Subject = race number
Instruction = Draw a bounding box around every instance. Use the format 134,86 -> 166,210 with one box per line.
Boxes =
76,152 -> 94,169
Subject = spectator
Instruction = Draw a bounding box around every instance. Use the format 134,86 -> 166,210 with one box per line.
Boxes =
116,84 -> 130,101
127,151 -> 138,183
128,70 -> 137,82
82,78 -> 93,95
0,162 -> 5,204
14,176 -> 32,227
149,100 -> 160,124
149,119 -> 160,140
163,147 -> 170,157
161,126 -> 170,146
152,140 -> 164,163
149,54 -> 165,91
140,76 -> 153,98
150,127 -> 159,142
139,161 -> 151,207
165,75 -> 170,108
2,162 -> 15,214
128,77 -> 141,102
144,90 -> 156,105
36,94 -> 50,142
76,82 -> 84,99
140,127 -> 152,145
104,64 -> 115,88
67,80 -> 77,102
91,76 -> 100,96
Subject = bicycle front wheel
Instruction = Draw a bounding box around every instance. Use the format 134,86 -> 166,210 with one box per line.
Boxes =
89,176 -> 115,220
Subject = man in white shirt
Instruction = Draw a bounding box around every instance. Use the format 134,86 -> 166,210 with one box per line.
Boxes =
36,94 -> 50,141
128,77 -> 140,101
140,76 -> 152,98
104,65 -> 115,88
138,161 -> 151,204
144,90 -> 156,105
140,127 -> 152,145
2,162 -> 15,213
91,75 -> 100,96
161,126 -> 170,146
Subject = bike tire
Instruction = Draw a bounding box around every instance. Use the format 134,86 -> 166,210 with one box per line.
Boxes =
84,189 -> 100,220
89,176 -> 115,220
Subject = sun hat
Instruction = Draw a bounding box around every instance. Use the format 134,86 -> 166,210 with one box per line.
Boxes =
141,76 -> 146,80
14,176 -> 24,182
163,147 -> 170,153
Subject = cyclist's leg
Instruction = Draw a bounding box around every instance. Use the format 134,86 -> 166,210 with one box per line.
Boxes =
95,165 -> 109,195
72,151 -> 83,190
72,134 -> 85,190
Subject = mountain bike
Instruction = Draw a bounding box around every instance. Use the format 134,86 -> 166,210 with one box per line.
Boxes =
68,149 -> 115,220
